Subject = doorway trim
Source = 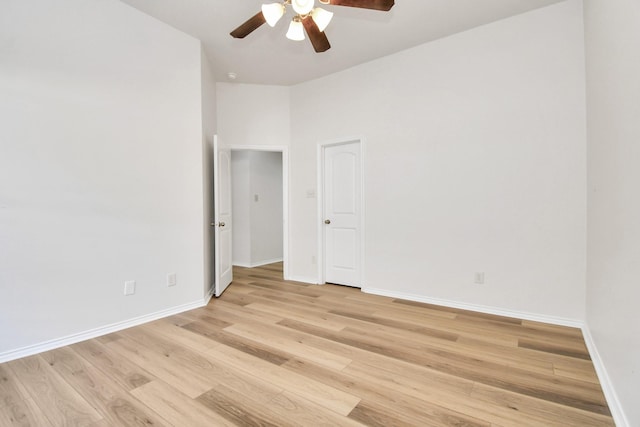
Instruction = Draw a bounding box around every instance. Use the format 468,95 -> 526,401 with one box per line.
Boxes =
317,137 -> 365,286
225,144 -> 290,280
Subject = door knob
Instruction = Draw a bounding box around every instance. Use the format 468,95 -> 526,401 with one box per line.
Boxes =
219,222 -> 226,227
210,222 -> 215,226
324,219 -> 331,225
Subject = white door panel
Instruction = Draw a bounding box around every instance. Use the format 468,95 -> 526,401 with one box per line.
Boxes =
214,137 -> 233,296
323,142 -> 361,287
331,228 -> 357,269
331,153 -> 357,214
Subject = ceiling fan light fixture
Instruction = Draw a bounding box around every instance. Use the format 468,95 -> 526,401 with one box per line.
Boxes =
286,18 -> 305,41
230,0 -> 396,52
261,3 -> 285,27
311,7 -> 333,32
291,0 -> 314,15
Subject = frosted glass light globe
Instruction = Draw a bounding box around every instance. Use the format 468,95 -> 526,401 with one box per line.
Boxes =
286,19 -> 305,41
311,7 -> 333,32
261,3 -> 285,27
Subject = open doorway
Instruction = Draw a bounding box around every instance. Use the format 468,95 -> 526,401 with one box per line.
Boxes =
230,147 -> 288,280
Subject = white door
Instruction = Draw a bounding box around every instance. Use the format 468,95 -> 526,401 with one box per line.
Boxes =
214,137 -> 233,296
322,141 -> 361,287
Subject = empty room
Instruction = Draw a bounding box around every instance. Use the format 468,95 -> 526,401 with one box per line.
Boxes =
0,0 -> 638,426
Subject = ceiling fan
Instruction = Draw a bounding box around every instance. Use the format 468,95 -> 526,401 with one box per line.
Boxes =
230,0 -> 395,53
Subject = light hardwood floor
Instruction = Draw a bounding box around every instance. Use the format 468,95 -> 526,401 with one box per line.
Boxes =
1,263 -> 613,426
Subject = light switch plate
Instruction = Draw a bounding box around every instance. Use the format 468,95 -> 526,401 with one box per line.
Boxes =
124,280 -> 136,295
167,273 -> 177,287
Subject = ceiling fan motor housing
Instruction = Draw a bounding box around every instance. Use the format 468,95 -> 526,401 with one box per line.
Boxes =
292,0 -> 314,15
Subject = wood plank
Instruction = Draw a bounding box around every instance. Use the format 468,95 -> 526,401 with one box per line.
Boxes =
161,313 -> 195,327
181,318 -> 291,366
336,321 -> 554,377
70,339 -> 155,392
469,382 -> 615,427
142,318 -> 221,353
130,381 -> 237,427
372,308 -> 520,347
454,336 -> 555,373
244,279 -> 325,298
0,364 -> 30,409
240,283 -> 380,317
127,322 -> 286,406
282,357 -> 487,427
349,399 -> 491,427
41,346 -> 168,426
223,322 -> 353,370
0,397 -> 52,427
522,319 -> 584,337
245,301 -> 347,331
202,299 -> 284,325
519,337 -> 591,360
88,420 -> 112,427
348,400 -> 423,427
6,355 -> 102,426
329,309 -> 459,341
268,391 -> 367,427
278,324 -> 478,399
196,384 -> 291,427
207,344 -> 361,416
553,358 -> 600,384
104,335 -> 215,398
342,361 -> 558,427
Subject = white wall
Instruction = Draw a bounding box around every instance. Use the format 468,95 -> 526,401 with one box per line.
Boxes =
289,0 -> 587,320
250,151 -> 283,264
584,0 -> 640,425
201,52 -> 217,294
216,83 -> 291,148
231,151 -> 252,265
217,83 -> 289,269
0,0 -> 206,357
232,151 -> 283,267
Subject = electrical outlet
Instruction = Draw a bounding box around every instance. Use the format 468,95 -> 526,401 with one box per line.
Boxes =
254,194 -> 259,202
167,273 -> 177,287
124,280 -> 136,295
474,272 -> 485,284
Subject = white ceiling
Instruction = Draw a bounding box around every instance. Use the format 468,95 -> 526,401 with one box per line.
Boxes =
118,0 -> 565,86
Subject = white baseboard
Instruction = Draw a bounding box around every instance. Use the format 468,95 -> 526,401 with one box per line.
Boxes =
582,324 -> 630,427
206,285 -> 215,301
361,287 -> 583,328
233,262 -> 251,268
287,275 -> 319,285
233,258 -> 283,269
0,297 -> 210,364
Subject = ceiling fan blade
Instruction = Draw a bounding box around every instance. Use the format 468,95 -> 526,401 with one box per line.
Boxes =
230,12 -> 266,38
328,0 -> 394,11
302,17 -> 331,53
